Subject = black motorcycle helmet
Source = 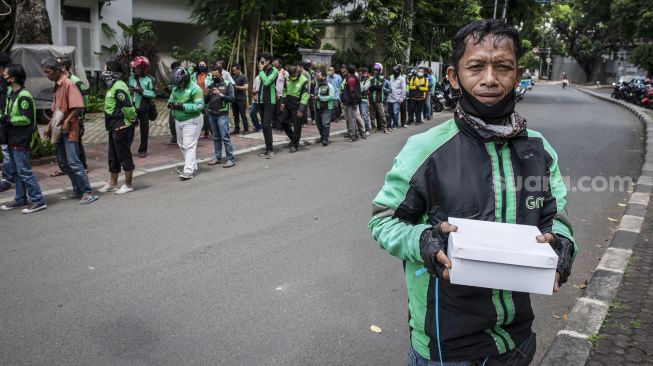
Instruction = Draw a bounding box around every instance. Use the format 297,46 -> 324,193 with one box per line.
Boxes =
170,67 -> 190,89
392,64 -> 402,74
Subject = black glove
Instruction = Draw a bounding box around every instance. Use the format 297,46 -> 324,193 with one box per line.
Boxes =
2,115 -> 11,126
550,234 -> 574,285
172,103 -> 184,111
419,225 -> 448,278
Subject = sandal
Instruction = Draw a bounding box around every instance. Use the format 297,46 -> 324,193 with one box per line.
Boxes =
79,195 -> 99,205
50,170 -> 65,177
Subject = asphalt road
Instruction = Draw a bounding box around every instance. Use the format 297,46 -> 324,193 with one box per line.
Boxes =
0,83 -> 643,366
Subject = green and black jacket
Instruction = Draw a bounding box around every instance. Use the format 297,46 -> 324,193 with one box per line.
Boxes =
69,73 -> 89,109
369,117 -> 577,362
4,88 -> 36,147
281,75 -> 309,113
206,79 -> 235,116
104,80 -> 136,131
258,67 -> 279,105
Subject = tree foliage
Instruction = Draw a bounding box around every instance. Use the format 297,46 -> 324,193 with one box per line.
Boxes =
631,44 -> 653,77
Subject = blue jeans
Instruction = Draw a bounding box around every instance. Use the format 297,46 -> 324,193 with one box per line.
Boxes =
8,148 -> 44,205
249,103 -> 260,130
2,144 -> 14,183
424,95 -> 433,119
56,134 -> 92,195
209,114 -> 234,162
408,347 -> 475,366
388,101 -> 401,127
360,102 -> 370,131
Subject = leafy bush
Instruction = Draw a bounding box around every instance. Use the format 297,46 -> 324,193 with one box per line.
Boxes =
86,94 -> 105,114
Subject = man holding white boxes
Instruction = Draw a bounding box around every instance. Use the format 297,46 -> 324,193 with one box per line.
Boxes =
369,19 -> 576,366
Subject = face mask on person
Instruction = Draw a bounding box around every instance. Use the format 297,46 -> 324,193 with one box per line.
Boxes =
198,66 -> 208,73
457,80 -> 516,122
417,72 -> 424,77
327,71 -> 334,76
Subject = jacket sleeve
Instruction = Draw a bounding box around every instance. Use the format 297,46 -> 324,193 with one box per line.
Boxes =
223,83 -> 235,103
115,88 -> 136,127
539,136 -> 577,262
419,79 -> 428,92
11,95 -> 34,127
300,81 -> 309,107
183,86 -> 205,113
383,80 -> 392,95
259,68 -> 279,87
142,77 -> 156,99
368,141 -> 430,263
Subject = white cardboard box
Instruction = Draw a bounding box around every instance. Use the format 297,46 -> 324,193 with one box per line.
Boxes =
447,217 -> 558,295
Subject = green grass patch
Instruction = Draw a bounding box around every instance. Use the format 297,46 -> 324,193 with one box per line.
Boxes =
587,333 -> 602,348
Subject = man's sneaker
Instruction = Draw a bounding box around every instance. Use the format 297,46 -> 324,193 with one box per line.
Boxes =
222,160 -> 235,168
208,159 -> 223,166
266,151 -> 275,159
0,181 -> 13,192
115,185 -> 134,195
0,201 -> 27,211
322,141 -> 329,146
230,130 -> 240,135
176,167 -> 184,174
365,131 -> 371,137
179,172 -> 194,180
22,203 -> 47,214
258,151 -> 268,157
289,146 -> 297,153
98,183 -> 117,193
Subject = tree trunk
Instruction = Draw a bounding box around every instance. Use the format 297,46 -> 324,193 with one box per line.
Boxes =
244,14 -> 261,97
401,0 -> 414,65
15,0 -> 52,44
0,0 -> 17,52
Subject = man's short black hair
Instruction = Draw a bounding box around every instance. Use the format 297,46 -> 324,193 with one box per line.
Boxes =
453,19 -> 522,71
6,64 -> 27,86
260,52 -> 273,62
171,61 -> 181,69
211,64 -> 222,72
232,63 -> 242,71
273,57 -> 283,67
106,59 -> 123,73
347,64 -> 356,74
58,57 -> 72,72
0,52 -> 10,68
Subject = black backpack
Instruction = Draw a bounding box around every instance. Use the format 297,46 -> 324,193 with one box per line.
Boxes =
342,75 -> 361,105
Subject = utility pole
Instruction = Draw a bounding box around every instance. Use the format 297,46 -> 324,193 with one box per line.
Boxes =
493,0 -> 498,19
501,0 -> 508,22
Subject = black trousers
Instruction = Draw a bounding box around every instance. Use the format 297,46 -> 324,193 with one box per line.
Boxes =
78,120 -> 87,169
136,109 -> 149,153
400,100 -> 407,125
108,127 -> 135,173
232,99 -> 250,132
260,103 -> 276,152
308,96 -> 316,122
280,107 -> 303,148
407,99 -> 425,124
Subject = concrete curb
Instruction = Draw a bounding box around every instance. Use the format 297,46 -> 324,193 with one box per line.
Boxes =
539,88 -> 652,365
0,129 -> 348,204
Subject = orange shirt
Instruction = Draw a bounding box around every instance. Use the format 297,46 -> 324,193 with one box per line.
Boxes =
197,73 -> 207,95
52,75 -> 84,142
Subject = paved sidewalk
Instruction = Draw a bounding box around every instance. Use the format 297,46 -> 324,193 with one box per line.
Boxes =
585,208 -> 653,366
4,113 -> 350,199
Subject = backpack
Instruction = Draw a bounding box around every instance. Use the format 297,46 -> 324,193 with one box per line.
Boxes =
342,75 -> 361,105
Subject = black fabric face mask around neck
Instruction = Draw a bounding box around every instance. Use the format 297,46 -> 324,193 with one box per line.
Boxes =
457,82 -> 516,122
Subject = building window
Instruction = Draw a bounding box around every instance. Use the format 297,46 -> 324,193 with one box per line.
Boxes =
62,6 -> 91,23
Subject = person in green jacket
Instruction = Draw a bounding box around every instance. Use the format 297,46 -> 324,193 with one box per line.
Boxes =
313,70 -> 334,146
257,52 -> 279,159
98,59 -> 137,195
167,67 -> 205,180
129,56 -> 156,158
280,64 -> 309,153
0,64 -> 46,213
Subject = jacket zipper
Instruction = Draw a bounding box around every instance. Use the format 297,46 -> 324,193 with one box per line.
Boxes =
496,142 -> 507,223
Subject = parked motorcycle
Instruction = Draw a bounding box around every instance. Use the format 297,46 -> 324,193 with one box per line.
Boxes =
612,81 -> 627,100
514,85 -> 526,102
432,83 -> 459,112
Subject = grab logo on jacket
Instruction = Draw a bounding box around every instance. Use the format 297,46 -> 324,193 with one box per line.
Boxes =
526,196 -> 545,209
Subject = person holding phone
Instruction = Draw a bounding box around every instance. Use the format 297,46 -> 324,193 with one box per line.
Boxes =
257,53 -> 279,159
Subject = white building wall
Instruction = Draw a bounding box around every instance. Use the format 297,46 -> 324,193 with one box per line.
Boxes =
133,0 -> 193,23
